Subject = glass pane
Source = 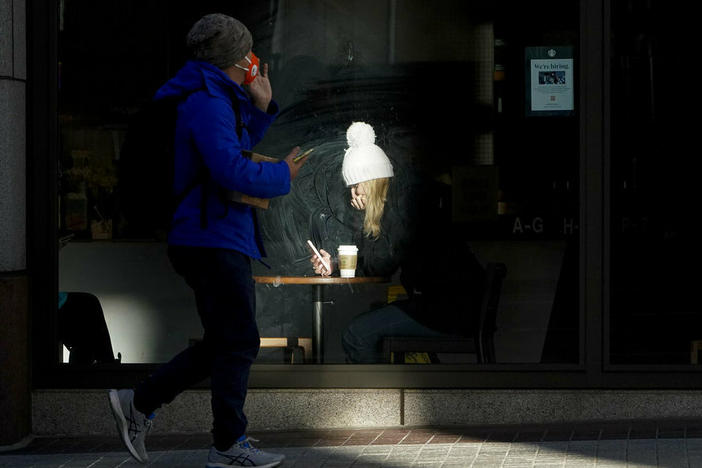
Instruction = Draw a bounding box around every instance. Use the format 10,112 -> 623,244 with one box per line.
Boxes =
609,0 -> 696,365
57,1 -> 196,365
57,1 -> 579,366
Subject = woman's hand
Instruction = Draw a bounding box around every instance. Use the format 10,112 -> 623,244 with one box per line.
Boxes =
249,62 -> 272,112
350,184 -> 366,210
310,249 -> 333,276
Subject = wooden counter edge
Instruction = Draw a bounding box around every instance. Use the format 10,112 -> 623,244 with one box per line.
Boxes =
253,276 -> 390,285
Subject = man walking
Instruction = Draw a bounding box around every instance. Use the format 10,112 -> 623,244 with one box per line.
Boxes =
108,13 -> 306,467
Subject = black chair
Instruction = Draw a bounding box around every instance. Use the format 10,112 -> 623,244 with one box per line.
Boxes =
382,262 -> 507,364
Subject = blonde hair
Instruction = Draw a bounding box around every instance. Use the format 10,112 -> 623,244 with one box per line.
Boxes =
359,177 -> 390,238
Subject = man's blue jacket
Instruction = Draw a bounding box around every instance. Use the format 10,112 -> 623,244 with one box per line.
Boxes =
154,60 -> 290,259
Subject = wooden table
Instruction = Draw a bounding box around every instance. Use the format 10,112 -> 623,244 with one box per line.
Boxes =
253,276 -> 389,363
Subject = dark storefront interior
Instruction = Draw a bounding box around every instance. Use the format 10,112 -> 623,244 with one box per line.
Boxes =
32,0 -> 698,388
608,1 -> 698,365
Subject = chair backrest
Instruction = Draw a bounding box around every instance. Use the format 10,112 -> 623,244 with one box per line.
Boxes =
477,262 -> 507,363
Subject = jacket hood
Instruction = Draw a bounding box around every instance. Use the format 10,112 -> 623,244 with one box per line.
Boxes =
153,60 -> 244,102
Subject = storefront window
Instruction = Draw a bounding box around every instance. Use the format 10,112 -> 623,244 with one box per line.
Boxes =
609,0 -> 697,366
57,0 -> 580,366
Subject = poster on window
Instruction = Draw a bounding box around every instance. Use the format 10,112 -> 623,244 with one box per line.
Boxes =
525,46 -> 574,116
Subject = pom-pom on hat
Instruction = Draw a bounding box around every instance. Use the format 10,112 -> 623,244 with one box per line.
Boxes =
342,122 -> 394,186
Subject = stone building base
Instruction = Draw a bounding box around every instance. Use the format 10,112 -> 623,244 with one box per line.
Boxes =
32,389 -> 702,436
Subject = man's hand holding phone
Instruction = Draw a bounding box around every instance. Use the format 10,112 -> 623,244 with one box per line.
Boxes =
284,146 -> 309,181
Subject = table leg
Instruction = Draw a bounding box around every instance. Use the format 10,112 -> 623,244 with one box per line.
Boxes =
313,284 -> 324,364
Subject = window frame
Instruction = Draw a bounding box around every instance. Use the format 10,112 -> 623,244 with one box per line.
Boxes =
29,0 -> 702,391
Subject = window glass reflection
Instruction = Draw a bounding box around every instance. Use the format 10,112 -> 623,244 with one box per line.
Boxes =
610,0 -> 696,365
57,1 -> 579,365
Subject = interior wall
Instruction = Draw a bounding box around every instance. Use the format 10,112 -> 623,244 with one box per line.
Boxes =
59,242 -> 199,363
59,240 -> 565,363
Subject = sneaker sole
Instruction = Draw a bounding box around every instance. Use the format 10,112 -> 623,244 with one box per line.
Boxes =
205,462 -> 282,468
108,389 -> 146,464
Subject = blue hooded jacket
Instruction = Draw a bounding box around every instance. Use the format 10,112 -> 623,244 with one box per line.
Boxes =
154,60 -> 290,258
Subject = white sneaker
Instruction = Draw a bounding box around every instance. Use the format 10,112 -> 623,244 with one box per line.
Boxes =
205,437 -> 285,467
108,389 -> 153,463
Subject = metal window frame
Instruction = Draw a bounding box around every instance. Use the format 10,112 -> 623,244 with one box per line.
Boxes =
28,0 -> 702,391
28,0 -> 61,388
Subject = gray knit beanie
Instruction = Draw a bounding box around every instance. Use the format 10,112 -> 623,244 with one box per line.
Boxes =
186,13 -> 253,69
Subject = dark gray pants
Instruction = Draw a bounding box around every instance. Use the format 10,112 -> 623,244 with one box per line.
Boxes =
134,246 -> 259,450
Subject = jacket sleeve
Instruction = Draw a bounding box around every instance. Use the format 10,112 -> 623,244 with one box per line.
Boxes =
246,100 -> 279,147
189,97 -> 290,199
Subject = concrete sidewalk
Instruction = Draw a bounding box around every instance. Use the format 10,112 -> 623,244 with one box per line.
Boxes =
2,421 -> 702,467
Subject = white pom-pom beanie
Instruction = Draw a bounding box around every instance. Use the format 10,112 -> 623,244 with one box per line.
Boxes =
341,122 -> 394,186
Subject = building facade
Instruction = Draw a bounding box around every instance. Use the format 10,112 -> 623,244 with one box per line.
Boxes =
2,0 -> 700,447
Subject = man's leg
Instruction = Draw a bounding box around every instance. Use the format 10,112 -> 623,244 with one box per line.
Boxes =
198,250 -> 286,467
135,246 -> 259,449
199,249 -> 259,451
132,247 -> 215,415
110,247 -> 213,463
132,340 -> 213,414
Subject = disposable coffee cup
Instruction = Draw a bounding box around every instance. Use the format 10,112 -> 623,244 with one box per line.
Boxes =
337,245 -> 358,278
